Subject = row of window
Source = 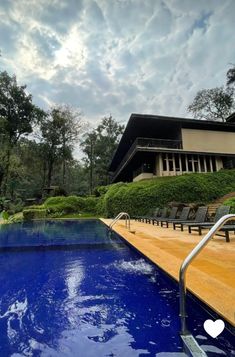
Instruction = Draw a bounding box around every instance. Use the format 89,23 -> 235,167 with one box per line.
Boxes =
162,153 -> 217,173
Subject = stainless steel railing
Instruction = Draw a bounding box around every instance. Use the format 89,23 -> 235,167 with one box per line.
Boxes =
179,214 -> 235,335
109,212 -> 131,231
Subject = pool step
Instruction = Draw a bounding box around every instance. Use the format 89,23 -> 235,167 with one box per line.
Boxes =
181,334 -> 207,357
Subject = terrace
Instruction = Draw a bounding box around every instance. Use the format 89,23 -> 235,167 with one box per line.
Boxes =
111,137 -> 182,182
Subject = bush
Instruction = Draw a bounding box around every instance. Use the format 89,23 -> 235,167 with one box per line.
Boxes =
39,195 -> 99,216
101,170 -> 235,217
23,209 -> 47,221
224,197 -> 235,213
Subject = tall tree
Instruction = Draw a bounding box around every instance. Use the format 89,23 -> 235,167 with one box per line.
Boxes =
40,106 -> 82,188
81,115 -> 124,192
188,86 -> 234,122
0,71 -> 45,193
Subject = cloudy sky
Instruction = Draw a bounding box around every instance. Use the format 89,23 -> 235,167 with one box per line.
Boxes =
0,0 -> 235,128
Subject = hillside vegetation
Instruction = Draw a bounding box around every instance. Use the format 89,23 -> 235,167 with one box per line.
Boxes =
22,170 -> 235,220
97,169 -> 235,217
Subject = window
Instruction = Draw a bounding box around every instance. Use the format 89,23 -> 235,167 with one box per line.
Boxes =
188,155 -> 193,171
162,153 -> 167,171
211,156 -> 217,172
193,155 -> 199,172
181,154 -> 186,171
200,156 -> 205,172
175,154 -> 180,171
168,153 -> 174,171
206,156 -> 211,172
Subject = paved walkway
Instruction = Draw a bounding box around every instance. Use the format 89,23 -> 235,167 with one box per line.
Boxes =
101,219 -> 235,327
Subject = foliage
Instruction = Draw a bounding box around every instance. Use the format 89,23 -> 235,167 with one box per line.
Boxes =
188,87 -> 234,121
2,210 -> 9,220
224,197 -> 235,213
0,71 -> 46,194
23,208 -> 47,221
226,64 -> 235,87
8,212 -> 23,223
40,106 -> 82,188
81,116 -> 124,193
99,170 -> 235,217
43,196 -> 98,216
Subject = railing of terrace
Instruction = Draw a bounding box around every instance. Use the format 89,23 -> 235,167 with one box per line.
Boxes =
111,137 -> 182,181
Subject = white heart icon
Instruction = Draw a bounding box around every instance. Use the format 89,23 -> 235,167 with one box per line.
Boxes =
203,319 -> 225,338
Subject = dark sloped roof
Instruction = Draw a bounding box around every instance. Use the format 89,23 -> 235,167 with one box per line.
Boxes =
226,112 -> 235,122
109,113 -> 235,171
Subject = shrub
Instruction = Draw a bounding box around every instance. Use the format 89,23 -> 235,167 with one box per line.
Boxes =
23,209 -> 47,221
101,170 -> 235,217
224,197 -> 235,213
37,195 -> 99,216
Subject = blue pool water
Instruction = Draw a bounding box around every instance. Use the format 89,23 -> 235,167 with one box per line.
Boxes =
0,220 -> 234,356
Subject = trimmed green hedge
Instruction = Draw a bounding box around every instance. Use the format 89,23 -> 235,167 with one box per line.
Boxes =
22,170 -> 235,220
99,170 -> 235,217
23,209 -> 47,220
23,195 -> 99,220
224,197 -> 235,213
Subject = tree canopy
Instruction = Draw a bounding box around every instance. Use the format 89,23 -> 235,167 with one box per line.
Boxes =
188,86 -> 234,122
81,115 -> 124,193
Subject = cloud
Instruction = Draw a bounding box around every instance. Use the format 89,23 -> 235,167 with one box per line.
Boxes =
0,0 -> 234,130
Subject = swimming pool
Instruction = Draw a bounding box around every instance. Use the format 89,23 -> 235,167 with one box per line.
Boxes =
0,220 -> 234,356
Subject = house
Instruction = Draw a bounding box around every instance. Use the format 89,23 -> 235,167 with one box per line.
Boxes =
109,113 -> 235,183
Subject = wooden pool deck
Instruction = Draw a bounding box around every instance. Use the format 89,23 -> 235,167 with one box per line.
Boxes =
101,218 -> 235,327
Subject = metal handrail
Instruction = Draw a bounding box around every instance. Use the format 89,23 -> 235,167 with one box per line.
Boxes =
179,213 -> 235,335
109,212 -> 131,231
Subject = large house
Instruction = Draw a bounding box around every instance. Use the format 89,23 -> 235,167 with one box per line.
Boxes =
109,113 -> 235,183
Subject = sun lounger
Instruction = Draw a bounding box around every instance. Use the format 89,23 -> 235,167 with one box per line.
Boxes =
159,207 -> 191,228
216,224 -> 235,242
145,208 -> 161,224
173,206 -> 208,231
185,205 -> 230,235
134,208 -> 160,223
158,207 -> 178,227
152,207 -> 168,225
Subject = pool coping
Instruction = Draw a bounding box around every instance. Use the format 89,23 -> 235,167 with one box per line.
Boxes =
101,218 -> 235,332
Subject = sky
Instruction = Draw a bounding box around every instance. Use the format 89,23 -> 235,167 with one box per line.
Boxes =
0,0 -> 235,130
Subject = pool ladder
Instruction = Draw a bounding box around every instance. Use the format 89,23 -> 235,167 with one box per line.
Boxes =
109,212 -> 131,231
179,214 -> 235,356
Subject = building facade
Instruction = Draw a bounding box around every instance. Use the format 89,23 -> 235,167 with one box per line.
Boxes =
109,114 -> 235,183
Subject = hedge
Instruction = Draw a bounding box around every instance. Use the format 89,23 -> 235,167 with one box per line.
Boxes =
23,209 -> 47,220
22,170 -> 235,220
224,197 -> 235,213
100,170 -> 235,217
23,195 -> 99,220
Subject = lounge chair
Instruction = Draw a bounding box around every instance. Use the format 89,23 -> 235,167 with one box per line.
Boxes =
185,205 -> 230,235
173,206 -> 208,231
216,223 -> 235,242
134,208 -> 160,223
159,207 -> 191,228
145,208 -> 161,224
152,207 -> 168,225
158,207 -> 178,227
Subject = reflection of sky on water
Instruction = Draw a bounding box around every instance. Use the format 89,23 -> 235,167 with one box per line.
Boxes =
0,221 -> 234,356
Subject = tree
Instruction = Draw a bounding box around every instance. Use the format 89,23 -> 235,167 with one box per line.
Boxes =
0,71 -> 45,193
40,106 -> 82,188
81,115 -> 124,192
226,64 -> 235,87
188,86 -> 234,122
